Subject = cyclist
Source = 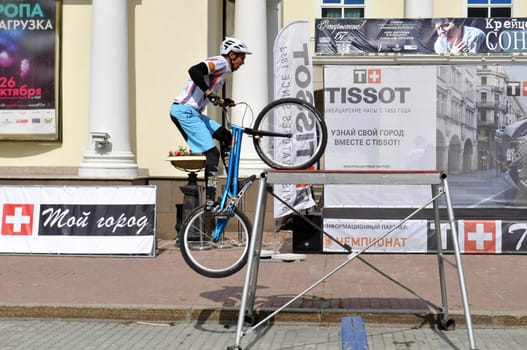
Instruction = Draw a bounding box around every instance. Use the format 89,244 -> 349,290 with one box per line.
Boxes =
170,37 -> 252,216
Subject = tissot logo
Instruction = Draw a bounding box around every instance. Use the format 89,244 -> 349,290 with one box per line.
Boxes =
2,204 -> 34,236
506,81 -> 527,96
353,69 -> 382,84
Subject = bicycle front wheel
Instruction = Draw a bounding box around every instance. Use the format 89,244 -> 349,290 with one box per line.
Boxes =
179,206 -> 252,278
253,98 -> 327,170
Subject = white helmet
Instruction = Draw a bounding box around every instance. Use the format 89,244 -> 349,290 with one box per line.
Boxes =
220,37 -> 252,55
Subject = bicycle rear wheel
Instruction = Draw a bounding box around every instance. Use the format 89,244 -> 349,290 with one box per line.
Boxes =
179,206 -> 252,278
252,98 -> 327,170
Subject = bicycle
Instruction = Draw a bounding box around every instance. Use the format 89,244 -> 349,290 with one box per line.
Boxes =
178,97 -> 327,278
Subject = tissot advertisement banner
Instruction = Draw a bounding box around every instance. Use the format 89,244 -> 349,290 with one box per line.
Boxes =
323,218 -> 428,253
428,220 -> 527,255
323,64 -> 527,209
324,65 -> 436,207
0,186 -> 157,255
315,18 -> 527,55
272,20 -> 316,218
321,64 -> 527,254
323,219 -> 527,254
0,0 -> 59,140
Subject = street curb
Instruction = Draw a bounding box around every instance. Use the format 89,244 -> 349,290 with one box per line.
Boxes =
1,304 -> 526,327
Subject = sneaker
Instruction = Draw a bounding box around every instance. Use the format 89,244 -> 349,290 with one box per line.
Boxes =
203,200 -> 233,219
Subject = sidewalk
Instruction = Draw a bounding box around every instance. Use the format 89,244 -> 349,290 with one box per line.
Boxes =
2,318 -> 526,350
1,238 -> 526,328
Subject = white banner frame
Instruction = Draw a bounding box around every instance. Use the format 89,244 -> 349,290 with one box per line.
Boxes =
0,185 -> 157,256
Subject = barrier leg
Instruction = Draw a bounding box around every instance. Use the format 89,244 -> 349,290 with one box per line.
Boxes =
230,173 -> 268,350
441,175 -> 477,349
432,183 -> 455,330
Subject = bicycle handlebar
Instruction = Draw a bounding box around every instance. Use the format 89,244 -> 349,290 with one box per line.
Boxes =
211,97 -> 236,108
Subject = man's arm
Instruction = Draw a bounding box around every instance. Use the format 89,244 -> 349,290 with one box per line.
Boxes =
188,62 -> 213,96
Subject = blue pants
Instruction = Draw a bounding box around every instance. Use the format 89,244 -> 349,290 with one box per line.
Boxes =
170,103 -> 221,153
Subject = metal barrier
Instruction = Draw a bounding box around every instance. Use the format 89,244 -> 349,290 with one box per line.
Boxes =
227,170 -> 476,350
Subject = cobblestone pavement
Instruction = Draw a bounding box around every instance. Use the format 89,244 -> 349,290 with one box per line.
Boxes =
0,318 -> 526,350
1,242 -> 527,349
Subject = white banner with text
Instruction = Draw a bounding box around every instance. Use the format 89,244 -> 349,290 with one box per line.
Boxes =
0,186 -> 157,255
324,65 -> 437,207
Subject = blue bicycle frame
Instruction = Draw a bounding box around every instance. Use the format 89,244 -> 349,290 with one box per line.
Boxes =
210,106 -> 292,242
212,125 -> 251,242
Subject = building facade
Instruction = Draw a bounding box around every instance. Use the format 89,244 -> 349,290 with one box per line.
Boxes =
2,0 -> 527,238
1,0 -> 525,177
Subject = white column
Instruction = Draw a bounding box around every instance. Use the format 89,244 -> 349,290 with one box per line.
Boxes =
78,0 -> 138,178
405,0 -> 433,18
232,0 -> 269,176
267,0 -> 281,100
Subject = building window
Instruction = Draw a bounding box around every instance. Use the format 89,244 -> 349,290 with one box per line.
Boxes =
467,0 -> 512,17
321,0 -> 365,18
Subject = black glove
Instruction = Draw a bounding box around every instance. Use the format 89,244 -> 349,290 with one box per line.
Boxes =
222,98 -> 235,107
207,93 -> 220,106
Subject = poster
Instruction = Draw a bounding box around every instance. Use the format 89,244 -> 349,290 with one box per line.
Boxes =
323,64 -> 527,208
0,0 -> 60,140
321,64 -> 527,254
324,65 -> 436,207
315,18 -> 527,55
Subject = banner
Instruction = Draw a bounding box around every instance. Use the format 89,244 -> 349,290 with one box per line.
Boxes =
324,65 -> 436,207
0,186 -> 157,255
272,20 -> 316,218
321,219 -> 527,254
0,0 -> 59,140
315,18 -> 527,55
323,218 -> 428,253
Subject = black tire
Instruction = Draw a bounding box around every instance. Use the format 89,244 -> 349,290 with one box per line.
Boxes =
252,98 -> 327,170
179,205 -> 252,278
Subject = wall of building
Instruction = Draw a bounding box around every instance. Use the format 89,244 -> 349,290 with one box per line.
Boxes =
1,1 -> 527,178
369,0 -> 405,18
2,1 -> 527,241
434,0 -> 463,17
133,1 -> 215,177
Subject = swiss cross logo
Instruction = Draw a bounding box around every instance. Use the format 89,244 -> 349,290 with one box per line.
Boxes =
2,204 -> 34,236
460,220 -> 501,254
367,69 -> 382,84
523,82 -> 527,96
353,69 -> 382,84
